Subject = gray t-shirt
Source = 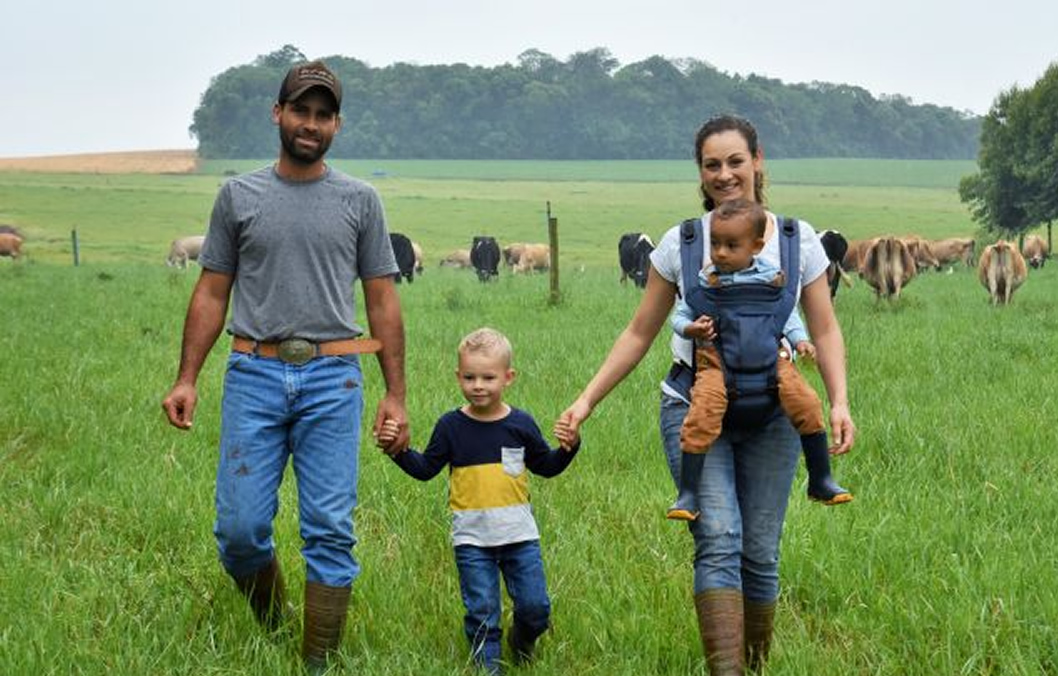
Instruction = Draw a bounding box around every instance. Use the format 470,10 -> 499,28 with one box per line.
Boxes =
199,165 -> 398,342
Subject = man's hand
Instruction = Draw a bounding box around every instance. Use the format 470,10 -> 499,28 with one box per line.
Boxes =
162,382 -> 197,430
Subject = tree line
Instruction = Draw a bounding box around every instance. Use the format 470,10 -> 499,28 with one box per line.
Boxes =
960,62 -> 1058,240
191,45 -> 981,161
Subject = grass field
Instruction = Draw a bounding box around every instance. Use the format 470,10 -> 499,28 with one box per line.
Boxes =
2,159 -> 1057,675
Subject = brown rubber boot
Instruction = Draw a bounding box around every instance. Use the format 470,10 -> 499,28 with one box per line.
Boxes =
743,599 -> 776,673
694,588 -> 745,676
302,582 -> 351,674
232,557 -> 292,632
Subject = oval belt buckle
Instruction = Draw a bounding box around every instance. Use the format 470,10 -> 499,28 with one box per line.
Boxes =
278,338 -> 315,365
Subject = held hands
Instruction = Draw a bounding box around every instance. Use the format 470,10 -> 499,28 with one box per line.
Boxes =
375,418 -> 403,456
682,316 -> 716,342
553,418 -> 581,452
554,397 -> 591,451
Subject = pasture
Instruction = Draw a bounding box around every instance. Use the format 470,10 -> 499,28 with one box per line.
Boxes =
1,159 -> 1057,675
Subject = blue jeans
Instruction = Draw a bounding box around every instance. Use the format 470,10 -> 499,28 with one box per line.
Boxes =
659,393 -> 799,602
454,541 -> 551,672
214,352 -> 364,587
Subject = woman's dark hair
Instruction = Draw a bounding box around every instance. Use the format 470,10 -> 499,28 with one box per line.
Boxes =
694,115 -> 766,211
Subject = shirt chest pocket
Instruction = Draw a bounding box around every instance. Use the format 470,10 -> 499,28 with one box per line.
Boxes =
501,446 -> 526,477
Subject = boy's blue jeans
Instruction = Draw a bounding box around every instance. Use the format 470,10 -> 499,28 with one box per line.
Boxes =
214,352 -> 364,587
454,540 -> 551,672
659,393 -> 799,602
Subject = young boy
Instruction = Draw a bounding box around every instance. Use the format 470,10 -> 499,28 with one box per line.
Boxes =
377,327 -> 580,675
667,199 -> 851,521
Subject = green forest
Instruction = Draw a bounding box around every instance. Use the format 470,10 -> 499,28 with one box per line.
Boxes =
191,45 -> 981,161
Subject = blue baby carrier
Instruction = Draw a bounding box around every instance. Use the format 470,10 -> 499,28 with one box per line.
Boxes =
664,216 -> 801,429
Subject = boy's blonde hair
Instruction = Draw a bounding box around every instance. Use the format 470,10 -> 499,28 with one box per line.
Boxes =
458,327 -> 513,367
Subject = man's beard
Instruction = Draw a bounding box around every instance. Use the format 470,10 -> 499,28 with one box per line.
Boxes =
279,127 -> 331,165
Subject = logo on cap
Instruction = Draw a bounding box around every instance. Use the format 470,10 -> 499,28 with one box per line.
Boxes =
279,60 -> 342,110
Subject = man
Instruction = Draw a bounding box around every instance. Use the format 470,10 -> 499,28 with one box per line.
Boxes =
161,60 -> 409,673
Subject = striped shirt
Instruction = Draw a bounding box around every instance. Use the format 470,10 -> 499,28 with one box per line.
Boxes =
392,407 -> 579,547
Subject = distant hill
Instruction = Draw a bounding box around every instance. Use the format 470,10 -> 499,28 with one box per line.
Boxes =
191,46 -> 981,161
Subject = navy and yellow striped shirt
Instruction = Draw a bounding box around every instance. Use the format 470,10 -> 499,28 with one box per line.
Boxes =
392,407 -> 579,547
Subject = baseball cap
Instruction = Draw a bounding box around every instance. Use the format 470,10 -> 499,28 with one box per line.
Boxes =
278,60 -> 342,110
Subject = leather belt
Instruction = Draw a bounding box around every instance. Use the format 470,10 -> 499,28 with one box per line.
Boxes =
232,336 -> 382,365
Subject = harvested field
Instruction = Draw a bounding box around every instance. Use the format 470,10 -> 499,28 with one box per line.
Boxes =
0,149 -> 198,174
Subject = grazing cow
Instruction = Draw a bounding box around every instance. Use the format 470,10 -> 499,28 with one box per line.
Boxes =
0,232 -> 24,259
471,236 -> 501,282
411,241 -> 425,276
841,238 -> 873,274
389,232 -> 416,284
440,249 -> 472,268
861,236 -> 916,300
978,240 -> 1028,305
503,243 -> 528,269
0,224 -> 24,238
512,243 -> 550,273
165,235 -> 205,269
618,232 -> 655,289
931,237 -> 976,269
1022,234 -> 1048,269
819,230 -> 852,298
899,235 -> 941,272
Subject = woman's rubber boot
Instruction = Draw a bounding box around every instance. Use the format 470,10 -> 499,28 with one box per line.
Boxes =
743,599 -> 776,673
694,588 -> 745,676
801,432 -> 852,505
302,582 -> 351,675
232,556 -> 293,632
667,451 -> 706,521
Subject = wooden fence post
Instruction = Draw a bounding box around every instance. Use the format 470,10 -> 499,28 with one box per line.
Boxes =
547,202 -> 560,305
71,228 -> 80,266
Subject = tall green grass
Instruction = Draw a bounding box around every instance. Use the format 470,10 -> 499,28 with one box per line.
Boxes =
2,256 -> 1057,675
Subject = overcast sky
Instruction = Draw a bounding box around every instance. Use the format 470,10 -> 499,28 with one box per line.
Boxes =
3,0 -> 1055,157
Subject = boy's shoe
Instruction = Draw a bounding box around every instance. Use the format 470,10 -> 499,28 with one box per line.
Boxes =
801,432 -> 853,506
668,451 -> 706,521
808,480 -> 853,505
666,503 -> 700,521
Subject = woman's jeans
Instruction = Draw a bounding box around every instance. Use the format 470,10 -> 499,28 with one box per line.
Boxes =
214,352 -> 364,587
659,393 -> 799,602
454,541 -> 551,671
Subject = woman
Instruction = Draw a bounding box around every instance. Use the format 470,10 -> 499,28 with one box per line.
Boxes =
557,115 -> 855,675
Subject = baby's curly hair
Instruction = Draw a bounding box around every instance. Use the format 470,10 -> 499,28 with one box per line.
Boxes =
458,327 -> 513,367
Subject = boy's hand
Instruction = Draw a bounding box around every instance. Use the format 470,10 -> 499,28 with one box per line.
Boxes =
374,419 -> 402,455
795,341 -> 817,361
553,419 -> 581,451
682,315 -> 716,341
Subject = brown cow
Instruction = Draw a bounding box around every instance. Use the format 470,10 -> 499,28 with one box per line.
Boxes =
978,240 -> 1027,305
0,232 -> 24,259
899,235 -> 940,271
861,236 -> 916,300
842,239 -> 873,273
166,235 -> 206,269
512,243 -> 550,273
1022,234 -> 1048,269
439,249 -> 472,269
931,237 -> 976,269
503,243 -> 528,269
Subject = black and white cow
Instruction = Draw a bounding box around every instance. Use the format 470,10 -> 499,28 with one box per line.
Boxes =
819,229 -> 851,299
389,232 -> 416,284
470,236 -> 501,282
618,232 -> 655,289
